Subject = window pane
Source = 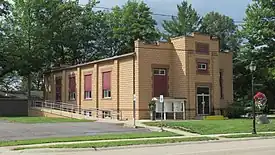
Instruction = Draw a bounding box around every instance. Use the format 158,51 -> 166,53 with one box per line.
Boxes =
153,69 -> 159,75
159,69 -> 166,75
85,91 -> 92,99
198,63 -> 207,69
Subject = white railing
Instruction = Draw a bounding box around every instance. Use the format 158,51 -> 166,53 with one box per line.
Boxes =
30,100 -> 121,120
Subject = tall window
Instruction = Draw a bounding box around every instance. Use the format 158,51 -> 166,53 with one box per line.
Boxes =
220,71 -> 224,99
153,68 -> 168,97
55,78 -> 62,101
103,71 -> 111,98
68,76 -> 76,100
84,74 -> 92,99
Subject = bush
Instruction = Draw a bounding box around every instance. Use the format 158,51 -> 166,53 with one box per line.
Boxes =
225,101 -> 247,118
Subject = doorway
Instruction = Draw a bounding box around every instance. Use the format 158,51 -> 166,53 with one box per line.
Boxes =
197,86 -> 210,115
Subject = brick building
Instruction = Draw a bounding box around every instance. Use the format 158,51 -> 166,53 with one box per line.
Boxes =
44,32 -> 233,120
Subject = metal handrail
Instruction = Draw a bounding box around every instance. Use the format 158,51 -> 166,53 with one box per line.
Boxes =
31,100 -> 120,120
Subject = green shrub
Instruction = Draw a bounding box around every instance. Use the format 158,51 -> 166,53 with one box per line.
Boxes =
225,101 -> 247,118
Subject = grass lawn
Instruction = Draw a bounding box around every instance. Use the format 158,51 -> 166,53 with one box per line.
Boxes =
0,117 -> 94,123
221,133 -> 275,138
144,119 -> 275,135
14,137 -> 218,150
0,132 -> 179,147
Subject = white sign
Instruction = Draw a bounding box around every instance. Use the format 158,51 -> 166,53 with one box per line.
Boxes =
133,94 -> 136,101
160,95 -> 164,103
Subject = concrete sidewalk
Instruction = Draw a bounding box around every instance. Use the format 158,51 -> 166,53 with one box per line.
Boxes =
123,120 -> 199,136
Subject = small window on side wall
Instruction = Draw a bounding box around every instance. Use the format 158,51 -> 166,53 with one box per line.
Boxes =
198,63 -> 207,70
197,60 -> 209,74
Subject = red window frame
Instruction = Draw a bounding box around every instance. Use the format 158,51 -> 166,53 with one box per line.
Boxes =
102,71 -> 111,98
68,75 -> 76,101
220,70 -> 224,99
55,77 -> 62,101
84,74 -> 92,99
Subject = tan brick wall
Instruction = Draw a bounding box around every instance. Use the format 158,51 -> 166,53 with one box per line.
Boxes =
183,33 -> 221,119
97,61 -> 117,110
118,57 -> 135,120
170,38 -> 188,98
44,54 -> 136,120
80,64 -> 95,109
136,41 -> 173,119
169,33 -> 223,119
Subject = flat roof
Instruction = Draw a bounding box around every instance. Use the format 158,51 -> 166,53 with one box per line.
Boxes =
45,52 -> 135,74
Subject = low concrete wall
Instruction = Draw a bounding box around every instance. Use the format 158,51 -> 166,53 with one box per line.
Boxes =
0,98 -> 28,116
28,108 -> 67,118
29,108 -> 95,120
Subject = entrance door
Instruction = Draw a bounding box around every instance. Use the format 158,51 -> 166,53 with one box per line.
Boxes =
197,87 -> 210,115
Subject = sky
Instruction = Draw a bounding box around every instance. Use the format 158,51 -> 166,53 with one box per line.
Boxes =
79,0 -> 252,24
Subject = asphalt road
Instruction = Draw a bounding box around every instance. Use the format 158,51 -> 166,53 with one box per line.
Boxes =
4,138 -> 275,155
0,120 -> 149,141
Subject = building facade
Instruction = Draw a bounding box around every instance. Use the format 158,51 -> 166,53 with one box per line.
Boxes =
44,33 -> 233,120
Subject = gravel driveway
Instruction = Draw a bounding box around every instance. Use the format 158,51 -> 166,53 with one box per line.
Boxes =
0,120 -> 150,141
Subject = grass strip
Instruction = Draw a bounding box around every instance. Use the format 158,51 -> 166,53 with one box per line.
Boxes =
221,133 -> 275,138
0,132 -> 179,147
14,137 -> 218,150
0,117 -> 94,123
144,119 -> 275,135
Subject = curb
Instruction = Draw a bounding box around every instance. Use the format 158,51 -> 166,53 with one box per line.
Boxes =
13,136 -> 275,153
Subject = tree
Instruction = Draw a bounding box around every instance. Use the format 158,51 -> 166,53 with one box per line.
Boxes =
110,0 -> 160,55
0,0 -> 9,16
0,72 -> 22,92
162,1 -> 200,38
242,0 -> 275,65
242,0 -> 275,85
238,0 -> 275,108
0,0 -> 21,78
199,12 -> 239,51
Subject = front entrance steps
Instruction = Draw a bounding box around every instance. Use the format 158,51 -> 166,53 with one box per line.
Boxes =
195,115 -> 227,120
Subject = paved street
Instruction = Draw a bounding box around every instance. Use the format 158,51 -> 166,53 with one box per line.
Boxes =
0,120 -> 149,141
3,138 -> 275,155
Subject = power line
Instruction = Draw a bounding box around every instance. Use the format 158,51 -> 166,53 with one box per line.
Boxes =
93,6 -> 245,24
